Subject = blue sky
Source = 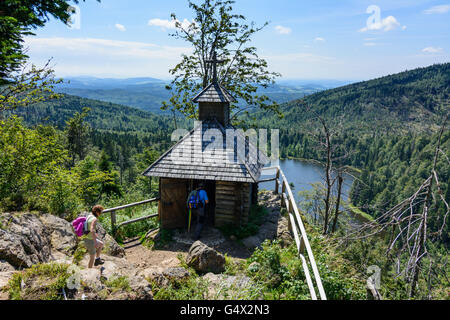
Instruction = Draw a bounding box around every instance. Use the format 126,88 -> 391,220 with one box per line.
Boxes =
24,0 -> 450,81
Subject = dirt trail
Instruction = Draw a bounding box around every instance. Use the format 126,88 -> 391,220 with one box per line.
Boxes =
122,191 -> 281,272
123,237 -> 187,270
123,226 -> 252,272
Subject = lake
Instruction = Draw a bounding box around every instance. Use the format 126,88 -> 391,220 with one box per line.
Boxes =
259,159 -> 368,227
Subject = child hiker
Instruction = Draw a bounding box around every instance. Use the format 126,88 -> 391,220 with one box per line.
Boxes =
84,205 -> 105,268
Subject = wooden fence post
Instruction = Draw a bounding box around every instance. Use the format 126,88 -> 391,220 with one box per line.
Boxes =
275,167 -> 280,194
111,210 -> 116,234
299,235 -> 305,254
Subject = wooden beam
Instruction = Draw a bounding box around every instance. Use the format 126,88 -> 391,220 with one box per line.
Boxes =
117,213 -> 158,228
275,167 -> 280,194
103,197 -> 160,213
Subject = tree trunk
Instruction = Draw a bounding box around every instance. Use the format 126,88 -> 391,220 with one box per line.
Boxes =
323,124 -> 332,235
332,174 -> 343,233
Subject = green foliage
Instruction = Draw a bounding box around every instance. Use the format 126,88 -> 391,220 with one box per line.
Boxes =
0,116 -> 123,215
247,239 -> 366,300
8,262 -> 71,300
65,107 -> 90,164
350,130 -> 450,243
0,0 -> 99,79
162,0 -> 282,121
219,204 -> 268,239
72,242 -> 87,266
151,274 -> 209,300
0,62 -> 62,110
103,276 -> 131,293
0,116 -> 68,211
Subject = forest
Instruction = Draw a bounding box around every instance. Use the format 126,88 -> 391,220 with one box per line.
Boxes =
0,0 -> 448,301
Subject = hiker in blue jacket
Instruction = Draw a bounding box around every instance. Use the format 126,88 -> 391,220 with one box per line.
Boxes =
188,182 -> 209,240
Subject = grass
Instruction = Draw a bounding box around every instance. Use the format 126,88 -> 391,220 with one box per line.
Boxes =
103,276 -> 131,293
8,262 -> 71,300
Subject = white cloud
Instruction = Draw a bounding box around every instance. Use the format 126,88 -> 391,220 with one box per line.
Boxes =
23,37 -> 193,78
115,24 -> 126,32
275,25 -> 292,35
423,5 -> 450,14
364,42 -> 377,46
359,16 -> 402,32
422,47 -> 443,54
148,18 -> 194,30
314,37 -> 325,42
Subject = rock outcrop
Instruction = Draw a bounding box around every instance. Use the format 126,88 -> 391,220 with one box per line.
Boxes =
202,272 -> 259,299
141,266 -> 190,288
241,191 -> 292,249
39,214 -> 78,254
0,212 -> 125,270
0,213 -> 52,268
0,212 -> 152,300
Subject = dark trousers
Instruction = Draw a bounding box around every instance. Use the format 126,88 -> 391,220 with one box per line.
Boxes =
193,206 -> 206,239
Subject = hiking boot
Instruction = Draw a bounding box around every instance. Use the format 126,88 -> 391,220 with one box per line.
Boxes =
94,258 -> 105,266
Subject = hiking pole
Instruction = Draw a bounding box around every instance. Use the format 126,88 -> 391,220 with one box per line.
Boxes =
188,207 -> 192,233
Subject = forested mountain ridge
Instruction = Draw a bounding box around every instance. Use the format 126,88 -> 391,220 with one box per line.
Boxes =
273,62 -> 449,131
9,93 -> 180,133
55,77 -> 332,114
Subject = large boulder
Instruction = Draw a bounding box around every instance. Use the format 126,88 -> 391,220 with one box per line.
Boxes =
0,213 -> 52,268
141,266 -> 190,288
0,260 -> 15,272
186,241 -> 225,274
242,235 -> 262,250
80,268 -> 104,292
126,274 -> 153,300
202,273 -> 258,299
39,214 -> 78,255
0,271 -> 15,290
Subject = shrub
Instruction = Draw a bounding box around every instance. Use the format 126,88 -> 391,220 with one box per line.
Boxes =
8,263 -> 71,300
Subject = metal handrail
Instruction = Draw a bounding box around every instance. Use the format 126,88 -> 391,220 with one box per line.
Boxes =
260,166 -> 327,300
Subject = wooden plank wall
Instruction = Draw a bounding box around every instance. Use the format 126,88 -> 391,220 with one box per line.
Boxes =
215,181 -> 251,227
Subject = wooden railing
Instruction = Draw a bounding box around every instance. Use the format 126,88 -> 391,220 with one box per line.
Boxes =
103,197 -> 160,234
259,166 -> 327,300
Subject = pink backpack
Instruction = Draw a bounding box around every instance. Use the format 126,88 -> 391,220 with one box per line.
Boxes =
72,217 -> 88,237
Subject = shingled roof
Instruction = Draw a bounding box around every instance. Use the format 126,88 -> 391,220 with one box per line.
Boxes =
192,82 -> 237,103
142,120 -> 268,183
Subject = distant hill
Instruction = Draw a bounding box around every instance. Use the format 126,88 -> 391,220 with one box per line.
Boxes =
254,63 -> 449,132
10,93 -> 180,133
58,76 -> 165,89
54,76 -> 340,113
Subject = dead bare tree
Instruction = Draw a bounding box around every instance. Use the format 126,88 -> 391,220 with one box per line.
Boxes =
300,102 -> 353,234
343,114 -> 449,298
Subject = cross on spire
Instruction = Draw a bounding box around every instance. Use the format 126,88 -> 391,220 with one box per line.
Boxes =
206,50 -> 225,83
